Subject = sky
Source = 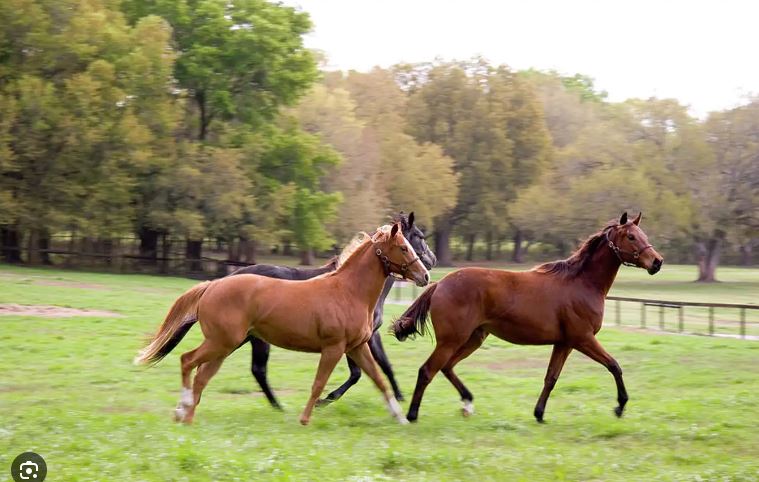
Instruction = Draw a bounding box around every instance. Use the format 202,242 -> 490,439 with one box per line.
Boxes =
283,0 -> 758,117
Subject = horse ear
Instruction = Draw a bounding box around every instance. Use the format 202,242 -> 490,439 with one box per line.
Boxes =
390,222 -> 399,238
632,212 -> 642,226
619,212 -> 628,225
408,211 -> 415,227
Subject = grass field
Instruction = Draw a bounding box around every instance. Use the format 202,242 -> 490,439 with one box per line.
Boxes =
1,263 -> 758,481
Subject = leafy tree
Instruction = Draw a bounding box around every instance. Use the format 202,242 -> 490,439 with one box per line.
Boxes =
404,60 -> 550,264
121,0 -> 318,141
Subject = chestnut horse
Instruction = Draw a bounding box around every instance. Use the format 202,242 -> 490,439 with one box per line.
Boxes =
392,213 -> 663,423
136,223 -> 429,425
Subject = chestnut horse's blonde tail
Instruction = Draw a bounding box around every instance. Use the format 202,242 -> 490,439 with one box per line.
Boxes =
134,281 -> 212,366
392,283 -> 437,341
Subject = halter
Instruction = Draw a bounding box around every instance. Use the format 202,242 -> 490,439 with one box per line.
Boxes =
606,229 -> 653,268
374,246 -> 421,280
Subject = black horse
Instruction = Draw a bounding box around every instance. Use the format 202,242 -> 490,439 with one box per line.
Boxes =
224,212 -> 436,409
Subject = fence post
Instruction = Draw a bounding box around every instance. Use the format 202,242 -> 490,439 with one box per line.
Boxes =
740,308 -> 746,339
659,305 -> 665,330
708,306 -> 714,336
616,300 -> 621,326
395,281 -> 401,302
641,303 -> 646,329
678,306 -> 684,333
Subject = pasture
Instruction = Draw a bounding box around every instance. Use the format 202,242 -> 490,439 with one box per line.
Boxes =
1,264 -> 758,481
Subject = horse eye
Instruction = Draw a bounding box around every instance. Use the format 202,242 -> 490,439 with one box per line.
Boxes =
401,246 -> 408,252
627,234 -> 635,241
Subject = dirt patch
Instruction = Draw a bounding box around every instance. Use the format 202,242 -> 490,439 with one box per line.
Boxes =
34,280 -> 110,290
0,304 -> 121,318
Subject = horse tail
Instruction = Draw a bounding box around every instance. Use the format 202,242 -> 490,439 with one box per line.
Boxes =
392,283 -> 437,341
134,281 -> 212,365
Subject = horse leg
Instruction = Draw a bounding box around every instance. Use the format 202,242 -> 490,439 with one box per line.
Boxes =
574,336 -> 628,417
250,336 -> 281,410
177,340 -> 224,423
441,328 -> 488,417
347,342 -> 407,424
368,332 -> 403,401
317,357 -> 361,406
533,343 -> 573,423
183,356 -> 225,424
407,340 -> 462,423
300,344 -> 344,426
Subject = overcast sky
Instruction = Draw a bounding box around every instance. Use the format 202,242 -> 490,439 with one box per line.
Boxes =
283,0 -> 757,117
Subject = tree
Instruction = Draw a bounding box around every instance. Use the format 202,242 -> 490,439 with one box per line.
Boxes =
403,60 -> 550,264
121,0 -> 318,141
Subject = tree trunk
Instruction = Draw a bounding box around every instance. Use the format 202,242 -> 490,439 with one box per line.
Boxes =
740,243 -> 753,266
434,223 -> 453,267
696,238 -> 721,282
466,234 -> 475,261
512,230 -> 524,263
38,232 -> 52,265
227,238 -> 239,262
138,227 -> 159,265
160,234 -> 171,274
300,248 -> 314,266
1,227 -> 22,263
485,232 -> 493,260
27,229 -> 40,264
241,239 -> 257,264
196,90 -> 209,141
186,239 -> 204,272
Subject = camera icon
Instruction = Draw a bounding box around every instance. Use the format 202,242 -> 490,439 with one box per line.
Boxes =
19,461 -> 39,479
11,452 -> 46,482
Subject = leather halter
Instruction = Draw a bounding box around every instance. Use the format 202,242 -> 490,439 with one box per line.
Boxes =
606,229 -> 653,268
374,246 -> 420,280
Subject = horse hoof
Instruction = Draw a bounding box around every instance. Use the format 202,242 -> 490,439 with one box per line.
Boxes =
397,417 -> 409,425
461,401 -> 474,417
174,407 -> 186,423
315,398 -> 333,408
299,417 -> 310,426
614,406 -> 624,418
396,395 -> 405,402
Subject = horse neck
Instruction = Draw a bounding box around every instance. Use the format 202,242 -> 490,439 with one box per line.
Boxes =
336,241 -> 388,305
582,242 -> 622,296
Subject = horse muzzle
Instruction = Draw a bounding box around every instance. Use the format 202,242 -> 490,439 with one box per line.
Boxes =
647,257 -> 663,275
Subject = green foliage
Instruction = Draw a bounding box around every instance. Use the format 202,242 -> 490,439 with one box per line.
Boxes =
121,0 -> 318,140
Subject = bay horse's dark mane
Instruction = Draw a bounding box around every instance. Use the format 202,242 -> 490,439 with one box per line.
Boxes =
533,221 -> 617,278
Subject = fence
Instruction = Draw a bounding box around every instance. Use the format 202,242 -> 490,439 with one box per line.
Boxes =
390,282 -> 759,340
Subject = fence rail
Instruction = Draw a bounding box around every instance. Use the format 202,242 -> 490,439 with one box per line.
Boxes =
390,282 -> 759,340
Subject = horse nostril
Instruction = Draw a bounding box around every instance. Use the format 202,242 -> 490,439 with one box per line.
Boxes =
654,258 -> 662,268
424,273 -> 430,283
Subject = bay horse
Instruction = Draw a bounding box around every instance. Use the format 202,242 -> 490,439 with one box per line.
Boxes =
193,212 -> 436,409
392,212 -> 663,423
135,223 -> 430,425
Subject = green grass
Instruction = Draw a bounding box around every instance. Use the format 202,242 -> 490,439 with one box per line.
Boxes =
1,264 -> 758,481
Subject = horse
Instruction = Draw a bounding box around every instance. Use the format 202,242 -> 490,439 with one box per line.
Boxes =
204,212 -> 436,409
391,212 -> 663,423
135,222 -> 430,425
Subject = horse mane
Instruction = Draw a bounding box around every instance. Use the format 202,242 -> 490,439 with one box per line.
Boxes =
533,221 -> 617,278
317,225 -> 392,278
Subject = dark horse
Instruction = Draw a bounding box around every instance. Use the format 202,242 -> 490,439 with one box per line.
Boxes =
392,213 -> 663,423
202,212 -> 436,409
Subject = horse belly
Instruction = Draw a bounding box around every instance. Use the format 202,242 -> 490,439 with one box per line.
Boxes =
485,315 -> 563,345
247,292 -> 325,353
